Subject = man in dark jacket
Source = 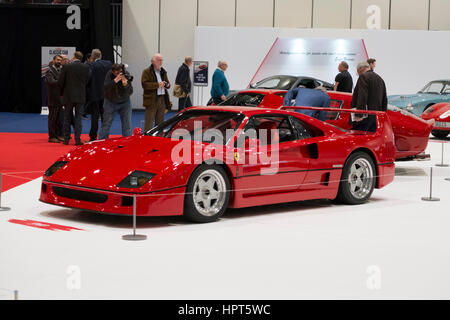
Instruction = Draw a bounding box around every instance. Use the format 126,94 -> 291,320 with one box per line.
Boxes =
141,53 -> 171,131
351,61 -> 387,132
98,64 -> 134,140
87,49 -> 112,141
334,61 -> 353,93
58,51 -> 90,145
45,55 -> 64,143
174,56 -> 193,110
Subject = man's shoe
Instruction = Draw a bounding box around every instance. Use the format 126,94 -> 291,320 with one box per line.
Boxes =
57,136 -> 65,142
75,140 -> 84,146
48,138 -> 60,143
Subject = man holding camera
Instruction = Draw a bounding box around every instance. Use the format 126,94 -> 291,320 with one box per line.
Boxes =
141,53 -> 172,131
98,63 -> 134,140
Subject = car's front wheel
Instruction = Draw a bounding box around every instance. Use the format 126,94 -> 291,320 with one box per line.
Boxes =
431,130 -> 449,139
184,165 -> 230,223
336,152 -> 376,205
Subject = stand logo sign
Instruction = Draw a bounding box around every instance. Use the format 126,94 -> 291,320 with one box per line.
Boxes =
193,61 -> 208,87
41,46 -> 75,109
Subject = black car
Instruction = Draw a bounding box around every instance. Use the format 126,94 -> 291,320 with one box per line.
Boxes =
249,75 -> 334,91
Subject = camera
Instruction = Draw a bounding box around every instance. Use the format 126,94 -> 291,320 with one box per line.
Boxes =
120,63 -> 134,82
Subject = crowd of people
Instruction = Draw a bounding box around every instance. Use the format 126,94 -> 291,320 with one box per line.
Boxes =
45,52 -> 385,144
282,57 -> 386,132
44,50 -> 194,144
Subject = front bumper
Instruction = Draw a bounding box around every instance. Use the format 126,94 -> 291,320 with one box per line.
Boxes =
39,181 -> 185,216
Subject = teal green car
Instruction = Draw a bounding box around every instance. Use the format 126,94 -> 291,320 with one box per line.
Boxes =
388,80 -> 450,116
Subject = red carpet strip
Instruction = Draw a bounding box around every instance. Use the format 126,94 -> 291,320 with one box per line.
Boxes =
0,133 -> 118,192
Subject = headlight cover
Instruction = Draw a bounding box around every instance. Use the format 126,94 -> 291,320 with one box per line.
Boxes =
117,171 -> 155,188
44,161 -> 68,177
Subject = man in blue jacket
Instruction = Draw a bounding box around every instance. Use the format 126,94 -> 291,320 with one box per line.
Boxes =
283,84 -> 330,121
210,60 -> 229,105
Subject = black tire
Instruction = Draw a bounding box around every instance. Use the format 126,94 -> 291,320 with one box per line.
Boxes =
184,164 -> 230,223
431,130 -> 449,139
336,151 -> 376,205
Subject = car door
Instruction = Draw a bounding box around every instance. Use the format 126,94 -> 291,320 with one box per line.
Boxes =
234,114 -> 310,197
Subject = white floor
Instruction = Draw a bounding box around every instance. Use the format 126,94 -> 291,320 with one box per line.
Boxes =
1,140 -> 450,300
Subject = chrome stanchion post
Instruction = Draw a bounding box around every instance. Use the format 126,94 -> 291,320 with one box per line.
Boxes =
0,173 -> 11,211
14,290 -> 18,300
435,141 -> 449,167
422,167 -> 440,201
122,194 -> 147,241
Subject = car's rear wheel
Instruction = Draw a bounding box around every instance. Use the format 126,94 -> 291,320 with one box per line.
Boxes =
336,151 -> 376,205
431,130 -> 449,139
184,165 -> 230,223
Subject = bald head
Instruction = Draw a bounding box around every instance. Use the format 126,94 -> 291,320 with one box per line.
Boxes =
338,61 -> 349,72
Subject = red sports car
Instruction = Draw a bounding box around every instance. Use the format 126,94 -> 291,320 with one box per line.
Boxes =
220,89 -> 434,159
421,102 -> 450,138
40,106 -> 395,223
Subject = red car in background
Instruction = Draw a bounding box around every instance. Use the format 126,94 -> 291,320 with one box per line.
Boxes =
219,89 -> 434,160
421,102 -> 450,139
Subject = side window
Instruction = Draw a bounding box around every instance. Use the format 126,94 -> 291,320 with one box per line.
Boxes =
297,79 -> 315,89
290,116 -> 313,140
238,115 -> 296,146
326,99 -> 344,120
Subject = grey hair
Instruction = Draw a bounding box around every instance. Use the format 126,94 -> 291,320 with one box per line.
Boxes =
340,61 -> 349,69
218,60 -> 227,68
152,53 -> 163,63
357,61 -> 370,70
91,48 -> 102,59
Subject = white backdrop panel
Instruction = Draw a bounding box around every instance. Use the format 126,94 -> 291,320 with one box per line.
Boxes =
194,26 -> 450,105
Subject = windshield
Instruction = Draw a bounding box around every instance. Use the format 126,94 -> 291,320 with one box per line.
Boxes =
253,76 -> 297,90
418,81 -> 450,94
147,110 -> 245,145
220,92 -> 265,107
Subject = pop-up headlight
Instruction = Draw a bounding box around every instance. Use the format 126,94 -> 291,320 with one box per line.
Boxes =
44,161 -> 68,177
117,171 -> 155,188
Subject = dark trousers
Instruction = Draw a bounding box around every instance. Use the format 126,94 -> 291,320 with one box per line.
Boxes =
351,115 -> 377,132
63,103 -> 83,142
89,100 -> 104,140
48,105 -> 62,139
178,96 -> 192,110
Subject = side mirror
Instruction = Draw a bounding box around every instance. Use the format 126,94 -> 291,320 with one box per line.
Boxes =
244,138 -> 260,149
133,127 -> 142,136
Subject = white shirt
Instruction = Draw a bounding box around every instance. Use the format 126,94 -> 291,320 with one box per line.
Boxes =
155,68 -> 165,95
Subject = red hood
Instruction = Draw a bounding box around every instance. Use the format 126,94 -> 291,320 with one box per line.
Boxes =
44,135 -> 216,192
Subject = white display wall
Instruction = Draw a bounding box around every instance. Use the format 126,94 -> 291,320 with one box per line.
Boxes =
194,26 -> 450,105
